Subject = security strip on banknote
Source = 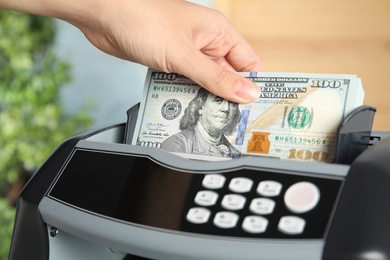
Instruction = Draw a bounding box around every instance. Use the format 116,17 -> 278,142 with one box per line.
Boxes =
132,69 -> 364,163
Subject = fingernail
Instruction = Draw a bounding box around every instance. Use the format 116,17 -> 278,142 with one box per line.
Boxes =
234,80 -> 260,102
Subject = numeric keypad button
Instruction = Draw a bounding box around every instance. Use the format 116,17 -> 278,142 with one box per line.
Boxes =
229,177 -> 253,193
194,190 -> 219,206
186,208 -> 211,224
257,180 -> 282,197
213,212 -> 239,229
278,216 -> 306,235
242,216 -> 269,234
221,194 -> 246,210
249,198 -> 275,215
202,174 -> 226,189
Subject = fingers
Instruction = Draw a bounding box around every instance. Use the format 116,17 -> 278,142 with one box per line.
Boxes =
175,47 -> 261,104
226,35 -> 266,73
176,9 -> 264,103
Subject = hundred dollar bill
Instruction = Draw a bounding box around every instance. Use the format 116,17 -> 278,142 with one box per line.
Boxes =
132,69 -> 364,163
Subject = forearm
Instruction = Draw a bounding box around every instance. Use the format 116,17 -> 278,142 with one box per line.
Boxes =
0,0 -> 94,26
0,0 -> 264,103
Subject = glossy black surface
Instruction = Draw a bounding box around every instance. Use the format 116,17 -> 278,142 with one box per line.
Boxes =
49,149 -> 342,239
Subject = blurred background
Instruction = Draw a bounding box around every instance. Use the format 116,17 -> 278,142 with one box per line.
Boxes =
215,0 -> 390,130
1,0 -> 389,258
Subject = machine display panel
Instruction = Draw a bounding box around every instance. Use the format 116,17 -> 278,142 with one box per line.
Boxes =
48,148 -> 342,239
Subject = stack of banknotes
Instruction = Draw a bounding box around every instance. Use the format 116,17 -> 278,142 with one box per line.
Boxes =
131,69 -> 364,163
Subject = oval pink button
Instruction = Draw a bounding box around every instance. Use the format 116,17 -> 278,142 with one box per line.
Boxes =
284,182 -> 320,213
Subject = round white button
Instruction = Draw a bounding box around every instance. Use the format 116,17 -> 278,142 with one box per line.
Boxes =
284,182 -> 320,213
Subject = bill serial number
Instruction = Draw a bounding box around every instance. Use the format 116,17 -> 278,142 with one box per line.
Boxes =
153,85 -> 197,93
275,135 -> 327,146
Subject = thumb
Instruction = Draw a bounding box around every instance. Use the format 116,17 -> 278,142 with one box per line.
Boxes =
176,51 -> 261,104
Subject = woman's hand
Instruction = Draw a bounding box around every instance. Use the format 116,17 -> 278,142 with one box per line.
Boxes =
0,0 -> 265,103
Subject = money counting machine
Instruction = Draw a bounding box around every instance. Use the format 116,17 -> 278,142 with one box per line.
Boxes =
8,104 -> 390,260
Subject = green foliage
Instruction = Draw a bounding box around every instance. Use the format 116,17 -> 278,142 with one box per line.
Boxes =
0,11 -> 93,259
0,198 -> 16,258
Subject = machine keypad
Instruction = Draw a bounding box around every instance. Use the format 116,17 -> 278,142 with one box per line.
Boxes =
186,174 -> 325,237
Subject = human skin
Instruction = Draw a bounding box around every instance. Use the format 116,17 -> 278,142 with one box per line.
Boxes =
0,0 -> 265,103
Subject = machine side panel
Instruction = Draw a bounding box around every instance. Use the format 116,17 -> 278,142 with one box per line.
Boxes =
8,124 -> 125,260
323,138 -> 390,259
8,138 -> 79,260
